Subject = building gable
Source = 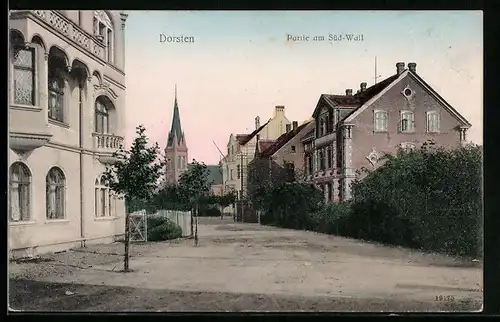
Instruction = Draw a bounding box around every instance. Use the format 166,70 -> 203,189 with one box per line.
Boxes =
343,70 -> 471,127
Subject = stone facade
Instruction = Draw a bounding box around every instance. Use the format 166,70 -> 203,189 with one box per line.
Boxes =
8,10 -> 128,258
305,62 -> 472,203
221,106 -> 291,202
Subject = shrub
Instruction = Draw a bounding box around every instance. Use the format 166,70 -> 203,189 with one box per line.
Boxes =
350,142 -> 482,257
131,214 -> 182,242
258,182 -> 323,229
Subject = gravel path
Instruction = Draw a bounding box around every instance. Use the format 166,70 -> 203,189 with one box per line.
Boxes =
9,218 -> 483,312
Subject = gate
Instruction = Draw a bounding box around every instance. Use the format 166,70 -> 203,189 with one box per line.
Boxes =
129,210 -> 148,242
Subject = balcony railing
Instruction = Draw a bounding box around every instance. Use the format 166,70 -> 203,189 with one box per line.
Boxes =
22,10 -> 106,60
314,132 -> 336,149
92,133 -> 123,153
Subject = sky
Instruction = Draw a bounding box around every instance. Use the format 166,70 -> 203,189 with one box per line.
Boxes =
124,11 -> 483,165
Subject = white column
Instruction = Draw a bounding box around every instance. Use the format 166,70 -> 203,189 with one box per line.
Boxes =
40,52 -> 49,123
332,179 -> 340,203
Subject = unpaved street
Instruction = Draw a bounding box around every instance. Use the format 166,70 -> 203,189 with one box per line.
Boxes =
9,218 -> 482,312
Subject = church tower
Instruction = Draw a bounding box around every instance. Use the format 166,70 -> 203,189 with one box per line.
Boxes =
165,85 -> 188,184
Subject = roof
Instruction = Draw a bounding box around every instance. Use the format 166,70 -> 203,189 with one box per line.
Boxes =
167,86 -> 185,147
235,121 -> 269,146
206,165 -> 223,185
312,74 -> 399,119
342,69 -> 471,127
260,121 -> 311,158
258,140 -> 275,153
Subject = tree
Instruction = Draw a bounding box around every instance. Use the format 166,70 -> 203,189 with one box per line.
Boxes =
102,125 -> 165,272
178,160 -> 211,246
153,183 -> 190,211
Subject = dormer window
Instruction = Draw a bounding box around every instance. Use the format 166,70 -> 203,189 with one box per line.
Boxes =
93,11 -> 114,64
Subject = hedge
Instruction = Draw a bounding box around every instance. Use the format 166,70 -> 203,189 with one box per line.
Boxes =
131,214 -> 182,242
256,142 -> 482,258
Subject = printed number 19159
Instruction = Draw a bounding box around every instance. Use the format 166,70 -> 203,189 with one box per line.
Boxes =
435,295 -> 455,301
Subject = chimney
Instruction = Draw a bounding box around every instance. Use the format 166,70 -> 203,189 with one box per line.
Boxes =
396,62 -> 405,75
275,105 -> 285,116
286,124 -> 292,132
345,89 -> 353,96
292,121 -> 298,130
360,82 -> 367,92
255,116 -> 260,130
408,62 -> 416,73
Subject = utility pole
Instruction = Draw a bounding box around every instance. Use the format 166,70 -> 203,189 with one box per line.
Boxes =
374,56 -> 382,85
239,153 -> 244,222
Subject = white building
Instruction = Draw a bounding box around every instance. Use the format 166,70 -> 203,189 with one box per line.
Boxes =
8,10 -> 128,258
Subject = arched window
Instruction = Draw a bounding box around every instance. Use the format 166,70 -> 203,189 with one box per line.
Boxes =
11,30 -> 35,106
93,11 -> 114,63
48,70 -> 65,122
9,162 -> 31,222
95,98 -> 109,133
46,167 -> 66,219
95,175 -> 114,217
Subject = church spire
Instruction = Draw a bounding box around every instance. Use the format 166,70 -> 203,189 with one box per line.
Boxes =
167,85 -> 184,148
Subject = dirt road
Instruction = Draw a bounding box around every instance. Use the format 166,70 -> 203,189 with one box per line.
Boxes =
9,218 -> 482,312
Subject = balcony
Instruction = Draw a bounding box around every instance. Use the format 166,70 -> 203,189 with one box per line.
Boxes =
92,133 -> 123,164
9,105 -> 52,153
314,132 -> 336,149
11,10 -> 106,61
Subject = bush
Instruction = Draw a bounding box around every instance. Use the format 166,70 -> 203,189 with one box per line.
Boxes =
258,182 -> 323,229
349,142 -> 482,257
131,214 -> 182,242
254,141 -> 482,259
308,202 -> 352,234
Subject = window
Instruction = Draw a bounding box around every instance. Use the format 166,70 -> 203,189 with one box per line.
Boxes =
107,29 -> 113,62
426,111 -> 440,133
95,176 -> 113,217
95,98 -> 109,133
93,11 -> 114,63
291,145 -> 296,153
328,183 -> 333,202
374,110 -> 388,132
400,111 -> 414,133
237,165 -> 241,179
46,167 -> 66,219
9,163 -> 31,222
13,47 -> 35,106
308,155 -> 313,174
230,169 -> 234,180
319,151 -> 325,170
48,68 -> 65,122
327,147 -> 332,168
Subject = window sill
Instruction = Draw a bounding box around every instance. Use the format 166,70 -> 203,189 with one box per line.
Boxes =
373,130 -> 388,133
95,216 -> 117,221
10,104 -> 42,111
49,119 -> 70,128
9,220 -> 36,226
45,219 -> 70,224
399,131 -> 415,134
